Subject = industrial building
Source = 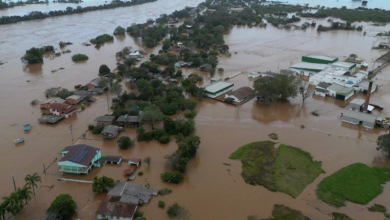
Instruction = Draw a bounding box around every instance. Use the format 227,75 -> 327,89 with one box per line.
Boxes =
204,81 -> 234,98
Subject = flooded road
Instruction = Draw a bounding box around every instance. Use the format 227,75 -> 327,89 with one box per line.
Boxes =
0,1 -> 390,220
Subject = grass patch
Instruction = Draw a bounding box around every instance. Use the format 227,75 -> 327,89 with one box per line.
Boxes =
230,141 -> 324,197
331,212 -> 354,220
274,145 -> 324,197
317,163 -> 390,207
262,204 -> 310,220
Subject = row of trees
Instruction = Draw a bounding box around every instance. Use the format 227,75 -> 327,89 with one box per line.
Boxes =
0,173 -> 41,219
0,0 -> 158,25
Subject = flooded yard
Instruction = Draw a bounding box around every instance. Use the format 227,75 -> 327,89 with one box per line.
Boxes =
0,1 -> 390,220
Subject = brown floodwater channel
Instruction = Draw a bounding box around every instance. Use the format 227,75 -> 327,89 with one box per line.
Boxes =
1,2 -> 390,220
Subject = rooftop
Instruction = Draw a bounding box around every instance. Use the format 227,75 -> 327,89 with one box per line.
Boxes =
108,182 -> 158,205
304,54 -> 338,61
317,82 -> 332,89
59,144 -> 100,167
102,125 -> 119,135
204,81 -> 234,94
96,195 -> 137,218
231,87 -> 254,100
117,115 -> 140,123
94,116 -> 116,122
290,62 -> 328,71
66,95 -> 82,100
349,98 -> 365,106
38,115 -> 64,124
342,110 -> 378,123
50,103 -> 76,113
41,97 -> 66,104
89,78 -> 101,87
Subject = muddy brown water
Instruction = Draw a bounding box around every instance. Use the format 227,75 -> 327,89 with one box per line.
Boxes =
1,2 -> 390,220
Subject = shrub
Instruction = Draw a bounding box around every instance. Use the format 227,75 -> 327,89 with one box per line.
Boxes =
46,194 -> 76,220
117,136 -> 134,149
72,54 -> 89,62
158,201 -> 165,208
184,111 -> 197,119
158,188 -> 172,195
113,26 -> 125,35
134,210 -> 143,218
167,203 -> 185,218
92,125 -> 104,134
138,171 -> 144,176
161,171 -> 184,184
90,34 -> 114,45
92,176 -> 115,192
88,124 -> 95,130
99,64 -> 111,75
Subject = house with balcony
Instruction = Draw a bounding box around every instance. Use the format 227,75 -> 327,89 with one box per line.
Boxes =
49,103 -> 77,118
58,144 -> 102,174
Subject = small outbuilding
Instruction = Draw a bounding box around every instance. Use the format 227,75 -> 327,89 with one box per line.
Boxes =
94,116 -> 116,127
38,115 -> 64,124
340,110 -> 379,129
224,87 -> 254,103
101,125 -> 120,139
117,115 -> 140,127
66,95 -> 83,105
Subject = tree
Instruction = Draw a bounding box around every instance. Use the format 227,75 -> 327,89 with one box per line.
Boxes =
0,202 -> 6,220
377,134 -> 390,158
46,194 -> 76,220
117,136 -> 134,149
144,156 -> 151,166
110,83 -> 123,97
113,26 -> 125,35
167,203 -> 189,219
21,47 -> 44,64
2,192 -> 22,216
71,54 -> 88,62
24,173 -> 41,196
99,64 -> 111,75
92,176 -> 115,192
254,74 -> 299,104
141,105 -> 164,129
160,171 -> 183,184
18,186 -> 32,205
298,81 -> 314,104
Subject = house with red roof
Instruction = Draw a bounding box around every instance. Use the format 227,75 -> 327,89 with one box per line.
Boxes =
49,103 -> 76,118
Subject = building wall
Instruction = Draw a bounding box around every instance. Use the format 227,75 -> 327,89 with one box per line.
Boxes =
314,90 -> 327,97
205,87 -> 233,98
97,214 -> 131,220
302,56 -> 337,64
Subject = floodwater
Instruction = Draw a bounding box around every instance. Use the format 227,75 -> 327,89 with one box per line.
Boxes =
285,0 -> 390,9
1,1 -> 390,220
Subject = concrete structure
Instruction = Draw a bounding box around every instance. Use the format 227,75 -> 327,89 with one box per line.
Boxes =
347,99 -> 365,111
49,103 -> 77,118
354,81 -> 378,94
65,95 -> 83,105
58,144 -> 102,174
340,110 -> 379,129
314,82 -> 332,97
330,61 -> 357,72
290,62 -> 328,76
101,125 -> 120,139
224,87 -> 254,103
38,115 -> 64,124
204,81 -> 234,98
40,97 -> 66,109
327,84 -> 355,101
302,55 -> 338,64
94,116 -> 116,127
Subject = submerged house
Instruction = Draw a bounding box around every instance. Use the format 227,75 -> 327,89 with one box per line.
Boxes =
40,97 -> 66,109
49,103 -> 77,118
204,81 -> 234,98
65,95 -> 83,105
224,87 -> 254,103
101,125 -> 121,139
117,115 -> 140,127
94,116 -> 116,127
96,182 -> 158,220
58,144 -> 102,174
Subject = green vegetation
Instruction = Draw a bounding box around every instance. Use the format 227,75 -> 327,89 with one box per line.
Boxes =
21,46 -> 54,64
90,34 -> 114,45
230,141 -> 324,198
113,26 -> 126,35
165,135 -> 200,174
331,213 -> 354,220
91,125 -> 104,134
92,176 -> 115,192
0,0 -> 158,25
377,134 -> 390,158
158,201 -> 165,208
117,136 -> 134,149
158,188 -> 172,195
184,110 -> 197,119
261,204 -> 310,220
317,163 -> 390,207
24,172 -> 41,195
136,127 -> 170,144
138,171 -> 144,176
140,105 -> 164,129
167,203 -> 188,219
46,194 -> 76,220
161,171 -> 184,184
254,74 -> 300,104
300,7 -> 390,23
45,87 -> 74,99
72,54 -> 88,62
368,204 -> 387,213
99,64 -> 111,75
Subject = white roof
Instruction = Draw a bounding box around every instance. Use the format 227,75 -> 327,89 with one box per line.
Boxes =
342,110 -> 378,123
349,98 -> 365,106
290,62 -> 328,71
305,54 -> 337,61
204,81 -> 234,93
331,61 -> 356,68
42,97 -> 66,104
66,95 -> 82,100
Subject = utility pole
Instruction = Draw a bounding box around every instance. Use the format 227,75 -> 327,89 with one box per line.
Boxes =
12,175 -> 16,191
69,124 -> 74,144
106,93 -> 110,111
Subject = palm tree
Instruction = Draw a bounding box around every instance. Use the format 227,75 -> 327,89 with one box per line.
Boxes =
2,192 -> 21,216
0,202 -> 7,220
18,187 -> 32,205
24,173 -> 41,196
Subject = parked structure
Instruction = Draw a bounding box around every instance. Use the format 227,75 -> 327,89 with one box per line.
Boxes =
204,81 -> 234,98
58,144 -> 102,174
117,115 -> 140,127
49,103 -> 77,118
65,95 -> 83,105
224,87 -> 254,103
94,116 -> 116,127
40,97 -> 66,109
